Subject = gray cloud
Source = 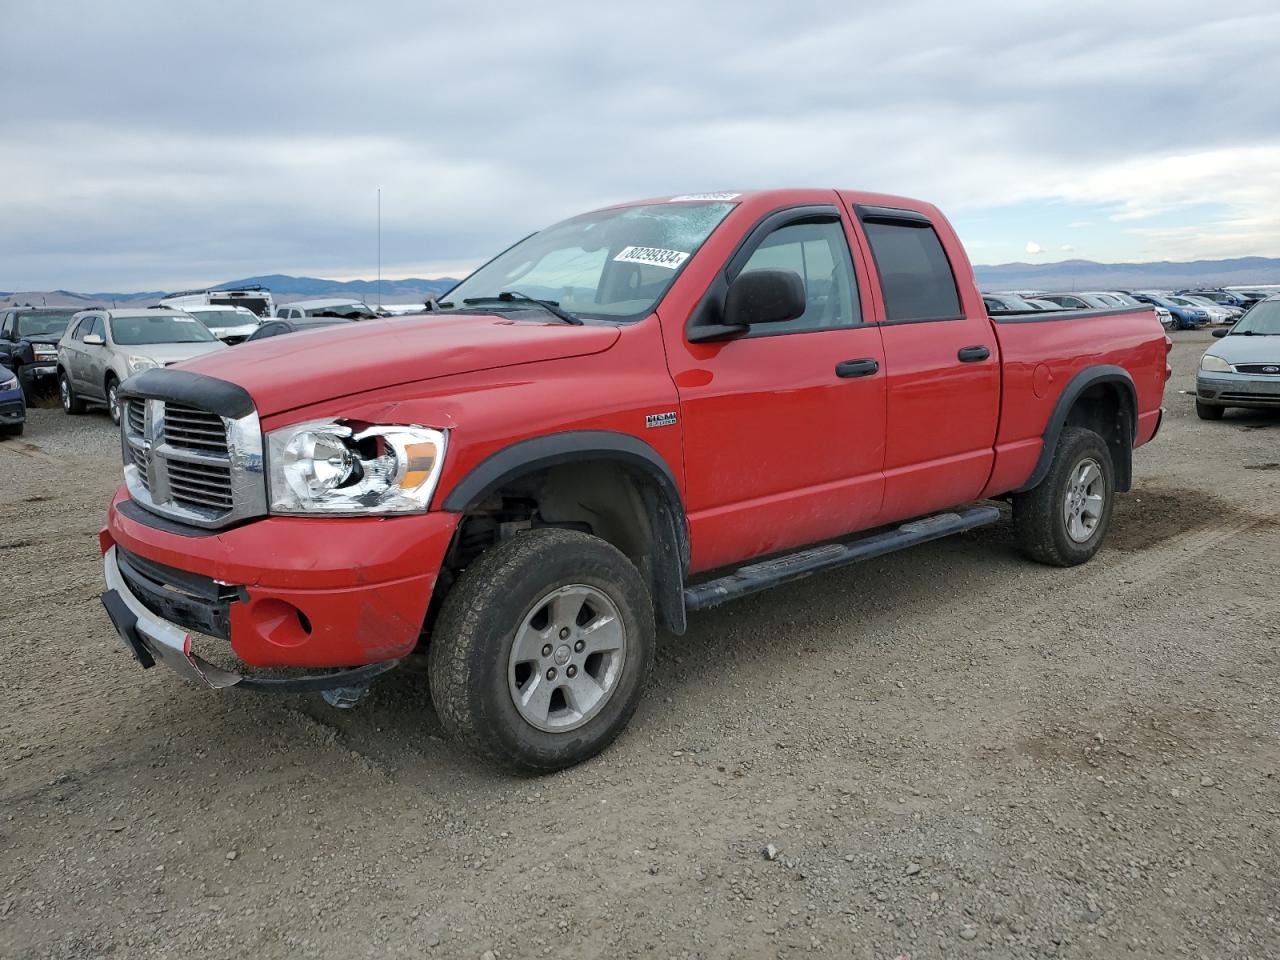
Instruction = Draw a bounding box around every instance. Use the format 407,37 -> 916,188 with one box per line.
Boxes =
2,0 -> 1277,289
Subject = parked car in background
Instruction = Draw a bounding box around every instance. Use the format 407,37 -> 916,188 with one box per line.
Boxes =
1177,288 -> 1250,310
1175,295 -> 1241,324
1037,292 -> 1129,310
158,285 -> 276,319
981,292 -> 1047,313
275,299 -> 378,320
1228,289 -> 1276,307
99,187 -> 1168,772
0,363 -> 25,437
1196,295 -> 1280,419
1107,292 -> 1175,331
245,317 -> 353,341
1131,293 -> 1208,330
0,306 -> 79,399
57,309 -> 227,423
168,304 -> 262,343
1026,298 -> 1065,311
1166,295 -> 1235,325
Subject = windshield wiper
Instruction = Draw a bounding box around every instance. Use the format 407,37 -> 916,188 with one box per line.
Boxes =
461,291 -> 582,325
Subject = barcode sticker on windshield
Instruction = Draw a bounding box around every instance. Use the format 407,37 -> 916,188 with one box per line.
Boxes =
613,246 -> 690,270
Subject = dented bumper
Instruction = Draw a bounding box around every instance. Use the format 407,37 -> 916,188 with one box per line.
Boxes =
101,486 -> 459,674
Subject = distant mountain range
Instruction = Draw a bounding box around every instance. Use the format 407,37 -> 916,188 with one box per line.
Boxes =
4,258 -> 1279,309
972,256 -> 1280,292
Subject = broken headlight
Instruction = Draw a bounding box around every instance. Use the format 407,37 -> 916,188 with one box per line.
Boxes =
266,420 -> 447,515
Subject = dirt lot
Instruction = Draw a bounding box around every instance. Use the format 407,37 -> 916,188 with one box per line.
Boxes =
2,330 -> 1278,960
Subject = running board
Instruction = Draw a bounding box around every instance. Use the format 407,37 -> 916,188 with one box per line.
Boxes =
682,505 -> 1002,612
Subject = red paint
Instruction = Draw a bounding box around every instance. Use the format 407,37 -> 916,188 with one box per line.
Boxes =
111,189 -> 1166,669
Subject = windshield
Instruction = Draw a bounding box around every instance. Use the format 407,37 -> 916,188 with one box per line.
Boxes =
440,201 -> 737,320
110,314 -> 218,345
187,309 -> 253,329
16,311 -> 76,337
1233,300 -> 1280,334
210,295 -> 269,317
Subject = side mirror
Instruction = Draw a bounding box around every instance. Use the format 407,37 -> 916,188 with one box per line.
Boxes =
725,269 -> 807,327
83,334 -> 104,346
1212,328 -> 1230,338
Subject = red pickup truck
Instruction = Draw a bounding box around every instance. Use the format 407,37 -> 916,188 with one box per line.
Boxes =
101,189 -> 1168,772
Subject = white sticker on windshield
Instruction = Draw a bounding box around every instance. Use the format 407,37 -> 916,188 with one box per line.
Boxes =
668,192 -> 740,202
613,246 -> 690,270
172,318 -> 196,323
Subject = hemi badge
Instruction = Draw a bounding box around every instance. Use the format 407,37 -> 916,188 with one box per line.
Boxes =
645,411 -> 677,429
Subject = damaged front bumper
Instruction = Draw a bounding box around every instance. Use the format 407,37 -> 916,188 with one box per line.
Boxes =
101,546 -> 400,691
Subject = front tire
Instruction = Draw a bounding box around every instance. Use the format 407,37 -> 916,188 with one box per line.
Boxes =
428,528 -> 654,774
1196,400 -> 1224,421
1013,426 -> 1115,567
59,370 -> 86,415
0,422 -> 22,438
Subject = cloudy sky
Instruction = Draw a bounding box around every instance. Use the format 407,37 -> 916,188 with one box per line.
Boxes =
2,0 -> 1278,291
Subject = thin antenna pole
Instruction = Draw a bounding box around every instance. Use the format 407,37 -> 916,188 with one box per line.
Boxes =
377,188 -> 382,309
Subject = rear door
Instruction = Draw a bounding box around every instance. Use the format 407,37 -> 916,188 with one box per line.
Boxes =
850,204 -> 1000,522
665,205 -> 888,572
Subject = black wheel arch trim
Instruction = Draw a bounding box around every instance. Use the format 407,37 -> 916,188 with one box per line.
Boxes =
440,430 -> 690,634
1017,364 -> 1137,494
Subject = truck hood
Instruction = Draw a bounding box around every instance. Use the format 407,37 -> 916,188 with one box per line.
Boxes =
180,313 -> 621,416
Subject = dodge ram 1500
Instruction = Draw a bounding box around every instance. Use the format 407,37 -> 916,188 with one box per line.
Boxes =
100,189 -> 1169,772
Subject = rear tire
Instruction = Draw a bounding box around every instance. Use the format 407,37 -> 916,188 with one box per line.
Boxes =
1196,401 -> 1224,421
59,370 -> 86,415
1014,426 -> 1115,567
428,528 -> 654,774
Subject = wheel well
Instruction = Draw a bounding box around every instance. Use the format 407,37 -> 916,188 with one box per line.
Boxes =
436,458 -> 688,636
104,370 -> 119,391
1064,381 -> 1134,491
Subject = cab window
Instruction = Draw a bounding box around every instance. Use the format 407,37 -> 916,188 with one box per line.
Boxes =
734,220 -> 861,334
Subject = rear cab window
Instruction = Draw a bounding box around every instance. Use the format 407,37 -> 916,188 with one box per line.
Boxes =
858,208 -> 962,323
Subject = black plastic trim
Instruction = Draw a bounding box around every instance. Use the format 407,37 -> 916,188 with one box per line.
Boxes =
236,659 -> 401,692
440,430 -> 690,634
1016,365 -> 1138,493
118,368 -> 254,419
442,430 -> 681,513
116,497 -> 222,537
101,589 -> 155,669
854,203 -> 932,225
991,306 -> 1141,325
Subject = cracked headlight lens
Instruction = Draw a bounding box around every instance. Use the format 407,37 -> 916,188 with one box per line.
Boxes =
267,420 -> 446,515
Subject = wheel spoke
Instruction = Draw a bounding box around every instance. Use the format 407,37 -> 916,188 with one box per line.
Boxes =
579,613 -> 623,654
518,674 -> 555,722
562,671 -> 602,718
511,620 -> 551,664
1082,493 -> 1104,521
1079,462 -> 1101,489
548,589 -> 586,631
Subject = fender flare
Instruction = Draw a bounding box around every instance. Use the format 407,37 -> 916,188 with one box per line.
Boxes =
1017,365 -> 1137,493
440,430 -> 690,634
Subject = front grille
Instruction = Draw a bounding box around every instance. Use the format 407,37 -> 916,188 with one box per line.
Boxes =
1219,392 -> 1280,404
119,393 -> 265,530
164,403 -> 230,453
1234,364 -> 1280,375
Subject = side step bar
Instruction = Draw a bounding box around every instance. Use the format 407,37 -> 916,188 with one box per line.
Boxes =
683,505 -> 1002,612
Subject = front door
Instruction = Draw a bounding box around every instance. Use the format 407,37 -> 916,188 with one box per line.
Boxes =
665,208 -> 888,573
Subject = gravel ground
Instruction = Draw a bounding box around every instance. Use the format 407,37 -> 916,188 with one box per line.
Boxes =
2,330 -> 1278,960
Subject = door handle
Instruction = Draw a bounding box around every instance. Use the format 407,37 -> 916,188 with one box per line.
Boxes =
835,358 -> 879,378
957,345 -> 990,362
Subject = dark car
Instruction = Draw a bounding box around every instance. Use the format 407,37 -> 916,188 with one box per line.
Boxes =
982,292 -> 1047,313
0,363 -> 25,436
0,307 -> 79,399
245,318 -> 352,341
